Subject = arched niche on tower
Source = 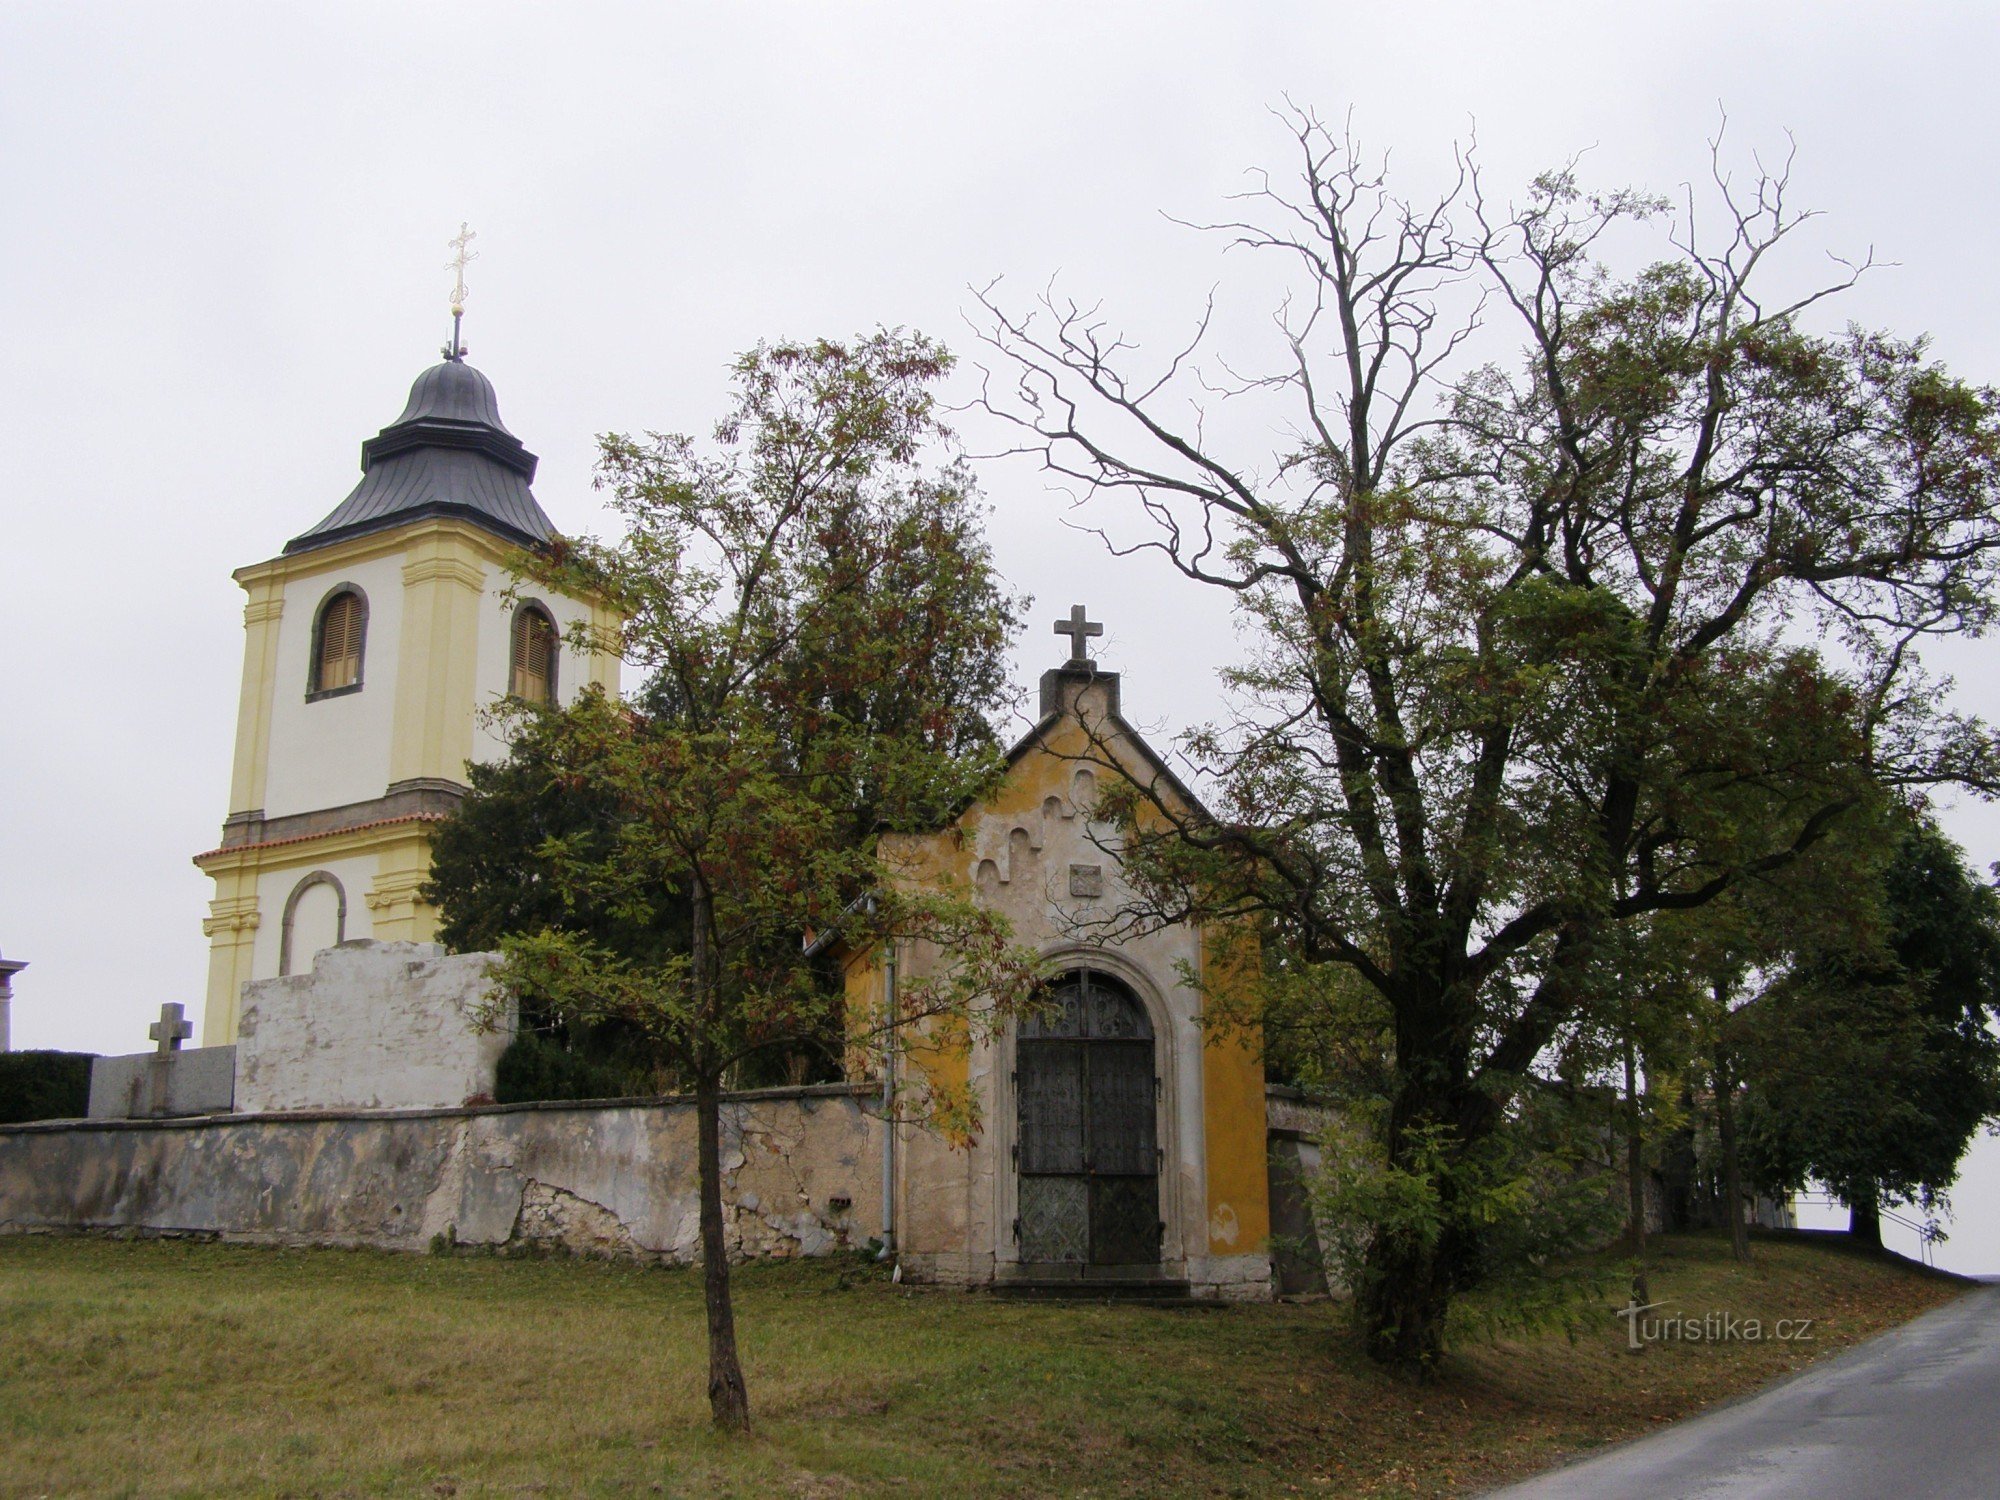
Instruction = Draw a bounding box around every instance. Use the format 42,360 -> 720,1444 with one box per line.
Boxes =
279,871 -> 346,977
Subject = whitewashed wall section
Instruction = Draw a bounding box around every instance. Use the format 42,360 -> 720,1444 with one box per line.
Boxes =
235,940 -> 512,1112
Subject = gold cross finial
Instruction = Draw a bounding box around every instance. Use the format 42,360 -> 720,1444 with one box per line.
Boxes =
447,222 -> 478,313
444,222 -> 478,360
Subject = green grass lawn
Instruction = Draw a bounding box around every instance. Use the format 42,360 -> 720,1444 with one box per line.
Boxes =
0,1231 -> 1970,1498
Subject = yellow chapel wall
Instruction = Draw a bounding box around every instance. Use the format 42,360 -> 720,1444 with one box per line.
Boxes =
1198,923 -> 1271,1261
862,682 -> 1273,1295
1007,701 -> 1273,1275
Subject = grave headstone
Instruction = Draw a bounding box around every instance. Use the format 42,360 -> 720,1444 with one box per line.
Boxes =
86,1001 -> 234,1119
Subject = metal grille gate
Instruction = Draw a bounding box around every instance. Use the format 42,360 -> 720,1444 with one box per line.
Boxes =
1016,972 -> 1161,1268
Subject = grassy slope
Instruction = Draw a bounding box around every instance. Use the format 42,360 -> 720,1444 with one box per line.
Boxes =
0,1231 -> 1969,1499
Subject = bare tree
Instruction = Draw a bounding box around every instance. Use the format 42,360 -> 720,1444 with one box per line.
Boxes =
976,108 -> 2000,1372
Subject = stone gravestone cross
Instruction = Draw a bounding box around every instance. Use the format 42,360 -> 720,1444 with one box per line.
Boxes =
147,1002 -> 193,1116
149,1002 -> 193,1056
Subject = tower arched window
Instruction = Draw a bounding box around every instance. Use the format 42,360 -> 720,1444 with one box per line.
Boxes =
510,602 -> 559,705
308,586 -> 368,699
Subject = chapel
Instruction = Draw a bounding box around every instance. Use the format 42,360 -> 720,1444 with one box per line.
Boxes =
849,625 -> 1273,1297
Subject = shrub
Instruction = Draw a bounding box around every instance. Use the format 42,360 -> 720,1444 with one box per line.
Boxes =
0,1051 -> 95,1124
493,1028 -> 647,1104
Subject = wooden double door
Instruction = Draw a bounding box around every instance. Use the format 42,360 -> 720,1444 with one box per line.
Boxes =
1015,971 -> 1161,1269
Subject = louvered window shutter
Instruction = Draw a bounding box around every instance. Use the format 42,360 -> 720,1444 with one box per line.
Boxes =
536,616 -> 554,697
318,594 -> 362,691
511,608 -> 556,703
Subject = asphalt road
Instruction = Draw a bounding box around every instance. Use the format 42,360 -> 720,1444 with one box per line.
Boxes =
1483,1281 -> 2000,1499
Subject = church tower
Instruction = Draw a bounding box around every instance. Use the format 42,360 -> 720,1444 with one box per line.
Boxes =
193,329 -> 619,1045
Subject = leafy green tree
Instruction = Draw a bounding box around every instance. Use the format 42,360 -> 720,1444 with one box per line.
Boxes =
429,710 -> 639,955
1740,815 -> 2000,1245
448,332 -> 1040,1431
1620,870 -> 1847,1269
427,710 -> 687,1098
980,113 -> 2000,1373
1547,909 -> 1702,1294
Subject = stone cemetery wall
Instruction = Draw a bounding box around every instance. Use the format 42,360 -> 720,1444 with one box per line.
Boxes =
88,1046 -> 236,1119
1265,1086 -> 1335,1296
235,941 -> 514,1112
0,1085 -> 883,1263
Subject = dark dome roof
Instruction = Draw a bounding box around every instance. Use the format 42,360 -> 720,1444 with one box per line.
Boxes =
386,359 -> 515,432
285,356 -> 556,556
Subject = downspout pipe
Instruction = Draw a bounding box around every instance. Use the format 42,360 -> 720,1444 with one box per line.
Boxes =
800,900 -> 897,1265
879,940 -> 897,1261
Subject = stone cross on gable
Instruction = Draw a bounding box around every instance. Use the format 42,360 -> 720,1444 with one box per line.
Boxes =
1055,605 -> 1103,666
149,1002 -> 193,1058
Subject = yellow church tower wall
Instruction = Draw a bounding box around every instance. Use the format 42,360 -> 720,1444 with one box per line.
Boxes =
194,352 -> 619,1046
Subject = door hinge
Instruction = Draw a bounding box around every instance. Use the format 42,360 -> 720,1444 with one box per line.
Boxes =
1012,1217 -> 1020,1243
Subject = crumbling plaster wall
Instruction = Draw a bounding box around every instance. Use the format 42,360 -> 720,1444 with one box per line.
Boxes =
1266,1087 -> 1336,1297
0,1085 -> 882,1263
879,677 -> 1272,1299
235,941 -> 513,1112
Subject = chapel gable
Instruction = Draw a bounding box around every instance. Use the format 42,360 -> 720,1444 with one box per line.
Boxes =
864,607 -> 1274,1299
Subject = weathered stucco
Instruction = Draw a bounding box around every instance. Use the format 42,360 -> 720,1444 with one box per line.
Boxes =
0,1085 -> 881,1262
235,941 -> 514,1112
857,664 -> 1274,1300
1266,1087 -> 1337,1296
88,1046 -> 237,1119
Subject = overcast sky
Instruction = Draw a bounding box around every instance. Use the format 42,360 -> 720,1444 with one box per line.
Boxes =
5,3 -> 1998,1271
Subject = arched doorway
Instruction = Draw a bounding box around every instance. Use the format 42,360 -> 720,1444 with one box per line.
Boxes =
1016,970 -> 1161,1269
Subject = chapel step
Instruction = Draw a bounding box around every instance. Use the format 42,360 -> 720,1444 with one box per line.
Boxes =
987,1277 -> 1193,1304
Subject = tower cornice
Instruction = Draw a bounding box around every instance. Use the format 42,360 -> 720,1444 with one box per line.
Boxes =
232,515 -> 540,590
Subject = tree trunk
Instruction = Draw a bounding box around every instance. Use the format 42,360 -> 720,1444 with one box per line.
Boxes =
1849,1192 -> 1883,1249
1623,1026 -> 1650,1305
1713,1039 -> 1750,1263
690,876 -> 750,1433
1356,1221 -> 1462,1377
695,1071 -> 751,1430
1355,1025 -> 1482,1379
1656,1081 -> 1699,1234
